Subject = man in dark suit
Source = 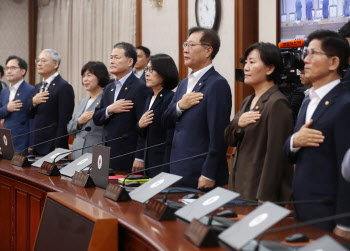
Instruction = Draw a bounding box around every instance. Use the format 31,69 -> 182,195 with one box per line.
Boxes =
284,30 -> 350,239
28,49 -> 74,155
0,56 -> 34,151
93,42 -> 148,172
163,27 -> 231,190
133,46 -> 150,83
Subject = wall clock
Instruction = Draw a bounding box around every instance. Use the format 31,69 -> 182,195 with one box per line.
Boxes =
195,0 -> 221,31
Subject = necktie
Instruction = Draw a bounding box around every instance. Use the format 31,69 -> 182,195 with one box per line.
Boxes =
41,81 -> 48,92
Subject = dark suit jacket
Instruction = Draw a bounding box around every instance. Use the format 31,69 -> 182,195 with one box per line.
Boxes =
0,81 -> 34,151
136,89 -> 174,177
162,67 -> 231,188
93,73 -> 148,172
140,71 -> 146,83
224,85 -> 294,201
284,82 -> 350,231
28,74 -> 75,155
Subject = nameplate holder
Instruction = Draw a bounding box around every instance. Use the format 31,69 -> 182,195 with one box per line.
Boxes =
104,183 -> 131,202
143,198 -> 176,221
11,153 -> 31,167
184,218 -> 219,247
71,171 -> 95,188
38,161 -> 60,176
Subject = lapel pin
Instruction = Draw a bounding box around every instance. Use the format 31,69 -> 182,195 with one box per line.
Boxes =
53,83 -> 55,86
111,89 -> 114,91
255,106 -> 259,110
325,101 -> 329,105
160,94 -> 163,97
199,83 -> 202,86
125,87 -> 128,90
17,94 -> 19,96
96,103 -> 99,105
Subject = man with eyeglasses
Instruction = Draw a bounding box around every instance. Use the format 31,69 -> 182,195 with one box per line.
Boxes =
163,27 -> 231,190
27,49 -> 74,155
284,30 -> 350,238
0,56 -> 33,151
93,42 -> 148,172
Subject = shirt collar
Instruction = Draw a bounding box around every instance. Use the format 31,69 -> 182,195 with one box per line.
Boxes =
188,64 -> 213,82
9,80 -> 23,91
309,79 -> 340,101
116,71 -> 133,86
43,72 -> 59,84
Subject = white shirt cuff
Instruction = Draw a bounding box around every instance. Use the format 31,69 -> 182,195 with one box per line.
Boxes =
201,175 -> 215,182
105,106 -> 111,119
336,225 -> 350,232
176,101 -> 183,117
135,158 -> 144,163
290,134 -> 301,153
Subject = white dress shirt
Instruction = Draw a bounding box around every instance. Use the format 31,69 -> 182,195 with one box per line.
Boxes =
134,69 -> 145,79
176,64 -> 213,116
290,79 -> 340,152
42,72 -> 59,92
105,71 -> 133,118
9,80 -> 23,103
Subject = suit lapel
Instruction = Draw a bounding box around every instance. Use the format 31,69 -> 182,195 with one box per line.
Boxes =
14,81 -> 25,101
311,84 -> 341,122
150,89 -> 165,111
47,74 -> 60,92
295,97 -> 310,130
117,74 -> 134,100
144,95 -> 152,113
86,92 -> 103,111
251,85 -> 279,114
192,66 -> 215,93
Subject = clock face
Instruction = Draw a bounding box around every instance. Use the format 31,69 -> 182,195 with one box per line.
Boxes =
195,0 -> 220,30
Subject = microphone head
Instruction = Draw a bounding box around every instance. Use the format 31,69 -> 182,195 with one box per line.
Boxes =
85,126 -> 92,132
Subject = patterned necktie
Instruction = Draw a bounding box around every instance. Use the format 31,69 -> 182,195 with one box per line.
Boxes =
41,81 -> 48,92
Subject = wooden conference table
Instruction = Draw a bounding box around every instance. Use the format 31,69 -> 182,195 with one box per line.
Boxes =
0,159 -> 347,251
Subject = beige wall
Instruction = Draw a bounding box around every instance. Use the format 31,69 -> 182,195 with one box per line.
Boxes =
259,0 -> 277,44
0,0 -> 29,83
142,1 -> 179,67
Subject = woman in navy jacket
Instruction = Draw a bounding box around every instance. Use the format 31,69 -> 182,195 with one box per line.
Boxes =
136,54 -> 179,177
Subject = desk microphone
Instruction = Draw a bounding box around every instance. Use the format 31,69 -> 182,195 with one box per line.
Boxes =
255,211 -> 350,251
12,123 -> 56,139
5,121 -> 25,129
21,126 -> 90,155
110,151 -> 215,202
122,150 -> 215,187
52,133 -> 129,164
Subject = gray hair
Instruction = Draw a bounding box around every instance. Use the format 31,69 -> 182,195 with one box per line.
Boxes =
42,49 -> 61,70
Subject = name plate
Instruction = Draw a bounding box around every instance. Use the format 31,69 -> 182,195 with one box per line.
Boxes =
38,161 -> 60,176
71,171 -> 95,188
104,183 -> 130,202
143,198 -> 176,221
11,153 -> 31,167
184,218 -> 218,247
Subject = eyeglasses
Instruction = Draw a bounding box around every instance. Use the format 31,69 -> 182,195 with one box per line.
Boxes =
5,66 -> 20,71
35,58 -> 49,64
182,41 -> 210,50
144,66 -> 154,73
302,49 -> 329,60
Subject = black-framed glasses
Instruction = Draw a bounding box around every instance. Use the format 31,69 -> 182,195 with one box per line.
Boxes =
144,66 -> 154,73
302,49 -> 329,60
5,66 -> 20,71
182,41 -> 210,50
